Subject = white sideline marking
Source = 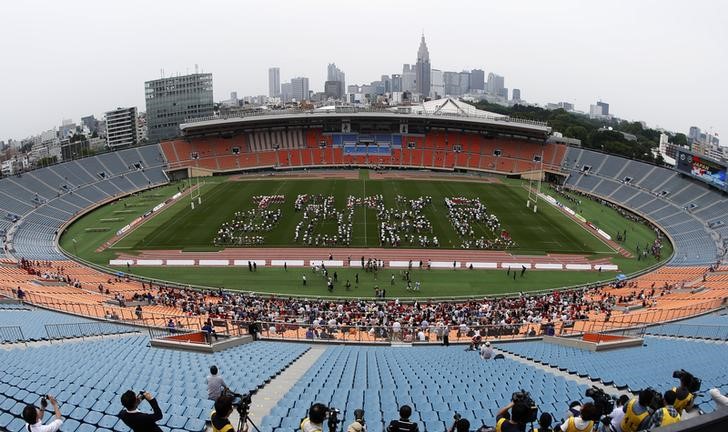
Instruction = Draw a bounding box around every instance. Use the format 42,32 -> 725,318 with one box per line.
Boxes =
534,263 -> 563,270
232,260 -> 265,266
465,262 -> 498,269
430,261 -> 461,268
271,260 -> 305,267
565,263 -> 592,270
597,264 -> 618,271
200,259 -> 231,266
109,259 -> 134,266
165,260 -> 195,266
309,260 -> 344,267
500,263 -> 532,269
136,259 -> 163,266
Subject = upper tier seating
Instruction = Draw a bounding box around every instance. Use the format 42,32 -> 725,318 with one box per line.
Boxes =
1,145 -> 169,260
561,147 -> 725,266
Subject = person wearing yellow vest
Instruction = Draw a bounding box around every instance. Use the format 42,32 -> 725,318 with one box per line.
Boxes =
647,390 -> 680,429
620,390 -> 654,432
532,412 -> 554,432
672,387 -> 694,415
494,401 -> 531,432
210,394 -> 240,432
559,402 -> 599,432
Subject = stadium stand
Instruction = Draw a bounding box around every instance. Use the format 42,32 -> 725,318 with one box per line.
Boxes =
0,145 -> 168,261
496,337 -> 728,413
561,147 -> 726,266
265,345 -> 592,432
0,337 -> 308,432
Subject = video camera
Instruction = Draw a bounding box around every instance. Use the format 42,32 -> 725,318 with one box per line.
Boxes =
229,391 -> 253,417
673,369 -> 701,393
327,406 -> 341,432
40,394 -> 51,408
585,386 -> 615,417
512,390 -> 539,423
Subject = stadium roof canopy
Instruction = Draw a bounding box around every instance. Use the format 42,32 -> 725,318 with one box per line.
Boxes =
406,98 -> 507,119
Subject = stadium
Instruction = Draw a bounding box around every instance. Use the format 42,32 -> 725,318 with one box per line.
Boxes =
1,101 -> 727,432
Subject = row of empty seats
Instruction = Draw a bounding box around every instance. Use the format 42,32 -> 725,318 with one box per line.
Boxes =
0,336 -> 309,432
2,145 -> 169,260
561,147 -> 725,265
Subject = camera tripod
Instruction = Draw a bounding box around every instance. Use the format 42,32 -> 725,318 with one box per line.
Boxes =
236,410 -> 261,432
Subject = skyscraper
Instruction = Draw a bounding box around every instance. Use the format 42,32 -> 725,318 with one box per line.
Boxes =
415,35 -> 431,97
402,64 -> 416,93
105,107 -> 139,148
327,64 -> 346,88
430,69 -> 444,98
443,72 -> 460,96
512,89 -> 521,102
144,72 -> 213,142
291,77 -> 309,102
458,71 -> 471,96
486,73 -> 505,97
470,69 -> 485,91
268,67 -> 280,98
281,83 -> 293,103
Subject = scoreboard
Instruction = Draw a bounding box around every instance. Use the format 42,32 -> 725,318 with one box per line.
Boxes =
676,149 -> 727,192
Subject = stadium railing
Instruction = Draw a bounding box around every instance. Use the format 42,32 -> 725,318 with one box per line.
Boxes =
0,325 -> 26,344
43,321 -> 138,341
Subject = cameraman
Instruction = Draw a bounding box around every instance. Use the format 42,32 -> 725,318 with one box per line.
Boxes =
646,390 -> 680,429
208,365 -> 229,401
22,395 -> 63,432
605,395 -> 629,432
619,390 -> 653,432
495,402 -> 530,432
301,402 -> 327,432
347,409 -> 366,432
559,402 -> 599,432
448,417 -> 471,432
211,394 -> 244,432
117,390 -> 163,432
672,376 -> 695,415
387,404 -> 420,432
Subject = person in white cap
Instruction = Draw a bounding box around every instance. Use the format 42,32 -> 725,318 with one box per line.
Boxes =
480,341 -> 494,360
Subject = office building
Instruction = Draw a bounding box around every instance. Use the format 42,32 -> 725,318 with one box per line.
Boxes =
105,107 -> 139,148
268,67 -> 280,98
402,64 -> 416,93
391,74 -> 402,93
443,71 -> 460,96
458,71 -> 470,96
281,83 -> 293,103
415,35 -> 431,97
470,69 -> 485,91
486,73 -> 505,97
512,89 -> 521,102
291,77 -> 309,102
597,101 -> 609,116
145,72 -> 213,142
327,63 -> 346,89
430,69 -> 443,99
324,81 -> 344,100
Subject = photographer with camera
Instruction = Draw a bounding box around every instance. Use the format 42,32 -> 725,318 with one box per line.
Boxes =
118,390 -> 163,432
604,395 -> 629,432
671,370 -> 700,415
646,390 -> 680,429
301,403 -> 328,432
495,393 -> 536,432
387,404 -> 420,432
347,409 -> 366,432
211,394 -> 247,432
448,414 -> 471,432
619,389 -> 654,432
208,365 -> 229,401
558,402 -> 599,432
22,395 -> 62,432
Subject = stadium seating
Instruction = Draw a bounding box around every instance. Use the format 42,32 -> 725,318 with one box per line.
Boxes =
0,145 -> 168,261
495,336 -> 728,413
266,345 -> 592,432
561,146 -> 725,266
0,337 -> 309,432
0,306 -> 137,343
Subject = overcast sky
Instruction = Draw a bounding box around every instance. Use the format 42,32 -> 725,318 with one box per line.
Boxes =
1,0 -> 726,141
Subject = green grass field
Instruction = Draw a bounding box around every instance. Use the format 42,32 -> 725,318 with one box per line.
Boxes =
58,172 -> 672,298
114,176 -> 612,255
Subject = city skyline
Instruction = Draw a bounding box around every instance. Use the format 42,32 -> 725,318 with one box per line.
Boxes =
0,0 -> 726,140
